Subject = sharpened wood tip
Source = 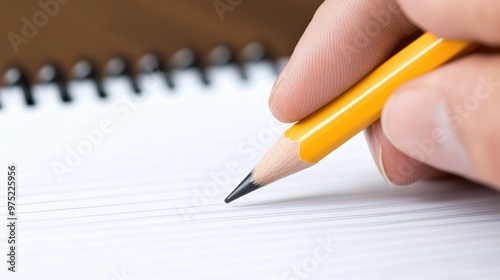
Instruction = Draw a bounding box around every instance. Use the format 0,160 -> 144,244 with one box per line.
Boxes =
224,136 -> 314,203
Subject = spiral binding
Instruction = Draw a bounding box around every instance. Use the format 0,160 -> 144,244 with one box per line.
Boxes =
1,42 -> 280,108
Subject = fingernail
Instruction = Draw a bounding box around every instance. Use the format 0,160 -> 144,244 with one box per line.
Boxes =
382,87 -> 470,175
365,126 -> 395,186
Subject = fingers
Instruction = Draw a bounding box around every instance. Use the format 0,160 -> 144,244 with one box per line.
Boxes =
365,121 -> 432,185
269,0 -> 417,123
382,55 -> 500,189
397,0 -> 500,45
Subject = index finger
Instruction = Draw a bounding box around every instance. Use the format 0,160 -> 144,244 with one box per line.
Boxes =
269,0 -> 417,123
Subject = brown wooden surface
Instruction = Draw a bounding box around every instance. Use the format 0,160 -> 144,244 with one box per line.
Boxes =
0,0 -> 323,83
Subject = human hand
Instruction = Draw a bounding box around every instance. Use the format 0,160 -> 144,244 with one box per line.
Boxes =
269,0 -> 500,188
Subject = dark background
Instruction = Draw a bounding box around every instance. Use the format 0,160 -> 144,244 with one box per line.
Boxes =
1,0 -> 324,83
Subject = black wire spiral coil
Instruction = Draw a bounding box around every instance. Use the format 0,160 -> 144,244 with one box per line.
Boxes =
1,42 -> 280,108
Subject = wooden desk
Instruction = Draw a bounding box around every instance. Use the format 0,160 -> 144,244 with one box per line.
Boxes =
1,0 -> 323,83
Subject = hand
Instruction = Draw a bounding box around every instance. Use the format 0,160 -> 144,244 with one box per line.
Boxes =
269,0 -> 500,189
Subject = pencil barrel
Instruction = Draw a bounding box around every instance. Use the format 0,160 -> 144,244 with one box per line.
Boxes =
284,33 -> 473,163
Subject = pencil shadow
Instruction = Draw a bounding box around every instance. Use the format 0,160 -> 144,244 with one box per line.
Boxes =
232,177 -> 495,208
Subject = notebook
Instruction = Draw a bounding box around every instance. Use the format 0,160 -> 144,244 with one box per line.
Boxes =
1,55 -> 500,280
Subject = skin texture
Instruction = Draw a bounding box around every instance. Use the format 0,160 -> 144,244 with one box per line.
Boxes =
269,0 -> 500,189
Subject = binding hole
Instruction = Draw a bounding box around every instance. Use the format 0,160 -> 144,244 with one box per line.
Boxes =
4,67 -> 35,106
137,53 -> 170,91
106,57 -> 141,94
72,60 -> 107,99
38,64 -> 71,102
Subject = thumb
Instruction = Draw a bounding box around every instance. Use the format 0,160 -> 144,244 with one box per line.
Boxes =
382,55 -> 500,189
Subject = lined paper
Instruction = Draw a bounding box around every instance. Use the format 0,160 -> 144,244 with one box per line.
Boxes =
1,62 -> 500,280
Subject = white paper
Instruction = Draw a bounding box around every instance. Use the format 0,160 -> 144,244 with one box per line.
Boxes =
1,62 -> 500,280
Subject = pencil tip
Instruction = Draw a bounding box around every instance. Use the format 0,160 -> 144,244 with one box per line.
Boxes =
224,171 -> 263,203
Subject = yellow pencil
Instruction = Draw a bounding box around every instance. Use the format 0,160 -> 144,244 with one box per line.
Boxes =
225,32 -> 476,203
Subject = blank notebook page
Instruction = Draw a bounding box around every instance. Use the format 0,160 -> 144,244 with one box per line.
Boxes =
1,61 -> 500,280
